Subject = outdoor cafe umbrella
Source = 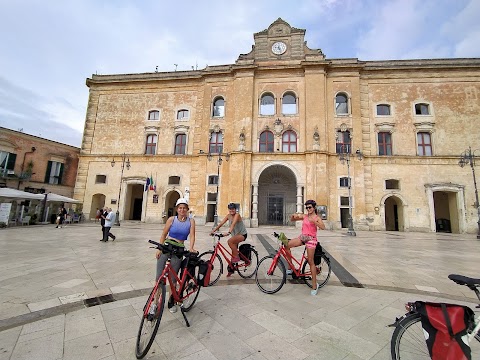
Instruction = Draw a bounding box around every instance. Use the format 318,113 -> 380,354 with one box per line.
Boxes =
0,188 -> 44,200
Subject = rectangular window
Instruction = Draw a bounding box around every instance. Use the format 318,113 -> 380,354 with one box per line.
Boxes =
378,132 -> 392,155
207,192 -> 217,201
168,176 -> 180,185
0,151 -> 17,175
415,104 -> 430,115
45,161 -> 64,185
339,177 -> 349,187
208,175 -> 218,185
336,131 -> 351,154
95,175 -> 107,184
209,132 -> 223,154
417,132 -> 432,156
385,179 -> 400,189
145,134 -> 157,155
174,134 -> 186,155
340,196 -> 350,206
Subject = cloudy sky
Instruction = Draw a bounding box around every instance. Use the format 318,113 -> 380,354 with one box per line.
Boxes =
1,0 -> 479,147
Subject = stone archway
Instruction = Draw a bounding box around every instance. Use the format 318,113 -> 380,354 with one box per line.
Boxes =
380,193 -> 408,231
90,193 -> 106,219
254,164 -> 299,226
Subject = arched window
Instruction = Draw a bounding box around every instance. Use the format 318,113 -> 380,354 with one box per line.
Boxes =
177,109 -> 189,120
212,97 -> 225,117
209,132 -> 223,153
145,134 -> 157,154
282,93 -> 297,115
335,93 -> 349,115
282,130 -> 297,153
148,110 -> 159,121
259,131 -> 274,152
174,134 -> 186,155
376,104 -> 391,116
260,93 -> 275,115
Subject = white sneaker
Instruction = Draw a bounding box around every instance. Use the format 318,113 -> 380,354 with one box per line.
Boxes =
311,283 -> 320,296
169,305 -> 177,313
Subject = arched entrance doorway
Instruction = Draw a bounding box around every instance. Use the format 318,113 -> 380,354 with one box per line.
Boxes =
383,195 -> 405,231
257,164 -> 297,226
90,194 -> 106,219
164,191 -> 181,222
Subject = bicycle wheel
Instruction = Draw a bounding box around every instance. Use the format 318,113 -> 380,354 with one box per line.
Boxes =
181,276 -> 200,312
255,255 -> 286,294
136,282 -> 166,359
236,247 -> 259,279
391,312 -> 480,359
301,254 -> 331,289
198,251 -> 223,286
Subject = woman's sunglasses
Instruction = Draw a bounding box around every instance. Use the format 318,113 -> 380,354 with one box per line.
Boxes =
305,206 -> 313,209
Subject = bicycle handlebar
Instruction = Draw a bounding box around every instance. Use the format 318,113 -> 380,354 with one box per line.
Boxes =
210,232 -> 225,238
148,240 -> 192,257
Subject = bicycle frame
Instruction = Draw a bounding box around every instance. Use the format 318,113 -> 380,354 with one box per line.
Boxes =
209,235 -> 251,268
269,245 -> 311,278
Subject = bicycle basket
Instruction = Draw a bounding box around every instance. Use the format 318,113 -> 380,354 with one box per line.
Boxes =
414,301 -> 475,360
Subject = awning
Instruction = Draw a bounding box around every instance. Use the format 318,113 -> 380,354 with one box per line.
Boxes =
0,188 -> 45,200
44,193 -> 82,204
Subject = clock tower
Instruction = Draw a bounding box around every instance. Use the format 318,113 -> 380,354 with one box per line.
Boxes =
236,18 -> 324,63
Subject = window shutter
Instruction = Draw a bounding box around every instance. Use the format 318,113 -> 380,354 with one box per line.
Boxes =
58,163 -> 64,185
45,161 -> 52,183
6,153 -> 16,170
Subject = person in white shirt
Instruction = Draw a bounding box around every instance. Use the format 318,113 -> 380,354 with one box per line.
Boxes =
101,208 -> 116,242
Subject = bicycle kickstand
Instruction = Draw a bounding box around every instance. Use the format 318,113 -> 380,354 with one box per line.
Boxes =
180,306 -> 190,327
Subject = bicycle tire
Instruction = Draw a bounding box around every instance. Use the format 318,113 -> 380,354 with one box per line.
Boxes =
198,251 -> 223,286
236,247 -> 259,279
181,275 -> 200,312
301,254 -> 331,289
136,282 -> 166,359
255,255 -> 286,294
390,312 -> 480,359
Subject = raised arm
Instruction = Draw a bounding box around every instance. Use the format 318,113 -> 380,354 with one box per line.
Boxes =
290,213 -> 304,222
210,215 -> 228,234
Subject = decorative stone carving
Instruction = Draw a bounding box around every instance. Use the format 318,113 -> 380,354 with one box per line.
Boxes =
239,127 -> 245,151
274,118 -> 284,136
313,126 -> 320,150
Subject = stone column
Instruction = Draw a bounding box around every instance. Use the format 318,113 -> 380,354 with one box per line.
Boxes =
296,185 -> 303,213
251,183 -> 259,227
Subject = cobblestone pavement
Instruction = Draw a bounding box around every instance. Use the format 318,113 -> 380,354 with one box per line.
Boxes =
0,222 -> 478,359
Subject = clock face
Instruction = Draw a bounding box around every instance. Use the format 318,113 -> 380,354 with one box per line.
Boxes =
272,41 -> 287,55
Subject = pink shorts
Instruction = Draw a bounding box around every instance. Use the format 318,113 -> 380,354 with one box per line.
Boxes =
299,234 -> 318,249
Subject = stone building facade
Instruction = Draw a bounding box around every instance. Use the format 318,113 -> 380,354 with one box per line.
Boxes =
75,18 -> 480,234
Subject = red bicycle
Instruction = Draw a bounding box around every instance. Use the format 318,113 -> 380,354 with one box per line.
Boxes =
199,232 -> 259,286
255,232 -> 331,294
135,240 -> 201,359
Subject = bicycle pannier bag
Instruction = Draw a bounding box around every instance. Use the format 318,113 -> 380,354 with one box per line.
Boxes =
239,244 -> 252,261
415,301 -> 475,360
197,260 -> 212,287
313,243 -> 323,265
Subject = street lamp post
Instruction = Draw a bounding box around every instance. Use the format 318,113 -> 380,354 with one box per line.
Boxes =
338,146 -> 363,236
111,153 -> 130,226
207,151 -> 230,227
458,147 -> 480,239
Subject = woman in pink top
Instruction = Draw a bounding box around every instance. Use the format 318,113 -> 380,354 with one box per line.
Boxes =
287,199 -> 326,295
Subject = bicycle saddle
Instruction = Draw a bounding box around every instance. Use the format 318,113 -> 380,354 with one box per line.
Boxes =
448,274 -> 480,288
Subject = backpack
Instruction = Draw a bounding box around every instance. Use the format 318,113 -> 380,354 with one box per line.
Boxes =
239,244 -> 252,261
415,301 -> 475,360
197,260 -> 212,287
313,243 -> 323,265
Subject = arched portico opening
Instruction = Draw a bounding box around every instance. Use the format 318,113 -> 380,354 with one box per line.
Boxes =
255,164 -> 299,226
380,194 -> 407,231
90,194 -> 106,219
164,190 -> 181,222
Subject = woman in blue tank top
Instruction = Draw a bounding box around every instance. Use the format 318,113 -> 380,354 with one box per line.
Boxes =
155,198 -> 196,313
